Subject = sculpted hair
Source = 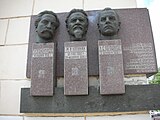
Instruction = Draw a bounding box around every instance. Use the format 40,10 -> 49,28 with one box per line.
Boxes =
98,7 -> 120,24
35,10 -> 59,29
65,9 -> 88,28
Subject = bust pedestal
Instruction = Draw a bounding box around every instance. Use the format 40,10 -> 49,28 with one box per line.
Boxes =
64,41 -> 88,95
98,39 -> 125,95
30,43 -> 56,96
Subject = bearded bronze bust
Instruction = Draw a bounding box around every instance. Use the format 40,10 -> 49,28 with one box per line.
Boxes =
97,8 -> 121,39
35,11 -> 59,43
65,9 -> 89,41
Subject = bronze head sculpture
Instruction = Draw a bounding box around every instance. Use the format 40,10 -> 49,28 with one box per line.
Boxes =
35,10 -> 59,43
65,9 -> 89,41
97,8 -> 121,39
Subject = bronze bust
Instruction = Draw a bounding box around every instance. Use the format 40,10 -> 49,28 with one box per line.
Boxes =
65,9 -> 89,41
97,8 -> 121,39
35,11 -> 59,43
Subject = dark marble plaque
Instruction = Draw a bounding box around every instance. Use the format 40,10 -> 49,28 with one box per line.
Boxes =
27,8 -> 158,78
98,39 -> 125,95
21,85 -> 160,113
64,41 -> 88,95
30,43 -> 56,96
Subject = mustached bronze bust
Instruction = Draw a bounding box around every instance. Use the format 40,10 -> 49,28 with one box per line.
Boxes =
97,8 -> 121,39
35,11 -> 59,43
65,9 -> 89,41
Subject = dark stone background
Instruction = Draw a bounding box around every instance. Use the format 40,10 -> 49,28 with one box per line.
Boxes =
20,85 -> 160,113
26,8 -> 158,78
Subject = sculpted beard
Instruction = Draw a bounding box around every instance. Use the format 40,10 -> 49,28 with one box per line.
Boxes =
40,28 -> 54,39
72,25 -> 84,39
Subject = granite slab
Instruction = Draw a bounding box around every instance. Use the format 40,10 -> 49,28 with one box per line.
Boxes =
21,85 -> 160,113
98,39 -> 125,95
64,41 -> 88,95
30,43 -> 56,96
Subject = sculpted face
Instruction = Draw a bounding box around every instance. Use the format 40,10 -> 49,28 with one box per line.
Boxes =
36,14 -> 57,40
67,12 -> 88,40
98,9 -> 120,36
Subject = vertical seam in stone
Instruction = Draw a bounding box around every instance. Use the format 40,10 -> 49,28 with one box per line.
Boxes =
4,19 -> 10,45
31,0 -> 36,15
82,0 -> 84,10
135,0 -> 138,7
0,16 -> 31,19
0,80 -> 1,99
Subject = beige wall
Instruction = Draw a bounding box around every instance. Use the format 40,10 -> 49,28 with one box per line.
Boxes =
0,0 -> 150,119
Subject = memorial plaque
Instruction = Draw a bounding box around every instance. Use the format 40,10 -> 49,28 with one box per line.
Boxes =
98,39 -> 125,95
64,41 -> 88,95
30,43 -> 56,96
123,42 -> 157,74
27,8 -> 158,78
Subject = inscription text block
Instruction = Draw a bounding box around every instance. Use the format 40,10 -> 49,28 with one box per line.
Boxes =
98,39 -> 125,95
64,41 -> 88,95
30,43 -> 55,96
123,42 -> 157,74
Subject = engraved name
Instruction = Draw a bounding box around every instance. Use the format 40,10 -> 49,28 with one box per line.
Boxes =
99,45 -> 122,55
65,46 -> 87,59
32,48 -> 53,58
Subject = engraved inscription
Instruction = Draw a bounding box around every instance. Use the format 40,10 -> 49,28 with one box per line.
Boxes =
124,43 -> 155,72
65,46 -> 87,59
71,67 -> 79,76
99,45 -> 122,55
38,70 -> 45,78
107,66 -> 115,75
32,48 -> 53,58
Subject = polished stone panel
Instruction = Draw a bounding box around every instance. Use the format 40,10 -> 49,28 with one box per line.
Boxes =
0,45 -> 27,79
64,41 -> 88,95
98,39 -> 125,95
24,116 -> 84,120
20,85 -> 160,113
0,80 -> 30,114
30,43 -> 56,96
86,114 -> 150,120
6,17 -> 30,45
0,116 -> 23,120
27,8 -> 158,78
0,19 -> 8,45
0,0 -> 33,18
